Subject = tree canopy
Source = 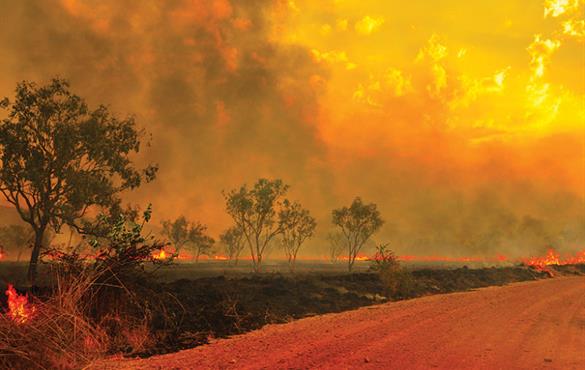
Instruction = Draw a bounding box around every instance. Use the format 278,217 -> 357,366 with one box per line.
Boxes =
279,200 -> 316,271
224,178 -> 289,272
0,78 -> 157,283
332,197 -> 384,271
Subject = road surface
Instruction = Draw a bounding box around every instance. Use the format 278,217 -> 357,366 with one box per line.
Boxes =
91,276 -> 585,369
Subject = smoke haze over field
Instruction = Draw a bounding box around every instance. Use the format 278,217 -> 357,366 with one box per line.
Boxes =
0,0 -> 583,258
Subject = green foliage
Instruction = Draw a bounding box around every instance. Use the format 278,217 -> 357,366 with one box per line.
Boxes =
45,205 -> 174,354
224,178 -> 290,272
0,78 -> 157,283
370,244 -> 415,299
49,204 -> 170,277
332,197 -> 384,271
279,200 -> 316,271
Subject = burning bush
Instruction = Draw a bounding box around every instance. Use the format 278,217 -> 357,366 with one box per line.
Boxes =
47,205 -> 179,354
370,244 -> 416,299
0,205 -> 180,369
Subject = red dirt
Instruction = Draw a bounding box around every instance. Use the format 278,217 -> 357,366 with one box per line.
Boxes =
91,276 -> 585,370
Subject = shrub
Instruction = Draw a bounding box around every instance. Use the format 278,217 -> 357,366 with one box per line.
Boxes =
0,273 -> 108,369
370,244 -> 416,299
0,205 -> 179,369
46,205 -> 177,354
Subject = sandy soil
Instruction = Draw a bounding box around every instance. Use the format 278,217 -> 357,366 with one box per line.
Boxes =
90,276 -> 585,370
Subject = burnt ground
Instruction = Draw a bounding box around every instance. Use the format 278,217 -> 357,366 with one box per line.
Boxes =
141,265 -> 565,356
93,276 -> 585,370
2,263 -> 584,358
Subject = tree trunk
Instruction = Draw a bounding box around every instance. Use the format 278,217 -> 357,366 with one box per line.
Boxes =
348,249 -> 355,272
28,228 -> 44,286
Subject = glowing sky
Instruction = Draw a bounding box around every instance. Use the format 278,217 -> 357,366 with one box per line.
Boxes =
0,0 -> 583,257
284,0 -> 584,164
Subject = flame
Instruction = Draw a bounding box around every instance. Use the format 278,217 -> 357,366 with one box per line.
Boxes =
5,284 -> 36,324
522,248 -> 560,270
563,250 -> 585,265
339,254 -> 370,262
213,255 -> 229,261
521,248 -> 585,270
152,249 -> 167,260
0,249 -> 4,261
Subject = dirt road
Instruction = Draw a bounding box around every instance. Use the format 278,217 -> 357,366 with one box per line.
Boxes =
92,277 -> 585,370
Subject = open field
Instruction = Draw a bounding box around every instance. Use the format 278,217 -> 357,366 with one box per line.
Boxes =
91,276 -> 585,370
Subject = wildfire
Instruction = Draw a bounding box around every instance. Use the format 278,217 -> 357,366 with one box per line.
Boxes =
5,284 -> 36,324
563,250 -> 585,265
213,255 -> 229,261
520,248 -> 585,270
152,249 -> 167,260
339,254 -> 370,262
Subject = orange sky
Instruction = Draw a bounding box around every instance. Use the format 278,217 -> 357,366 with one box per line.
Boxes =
0,0 -> 583,257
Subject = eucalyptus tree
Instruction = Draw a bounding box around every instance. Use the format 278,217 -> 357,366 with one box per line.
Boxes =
332,197 -> 384,271
0,78 -> 157,283
188,221 -> 215,262
220,226 -> 245,265
224,178 -> 289,272
279,200 -> 316,271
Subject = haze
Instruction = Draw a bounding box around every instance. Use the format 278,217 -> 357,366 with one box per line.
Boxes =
0,0 -> 583,259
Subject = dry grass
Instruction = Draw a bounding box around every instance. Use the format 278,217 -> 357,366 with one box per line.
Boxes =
0,269 -> 108,370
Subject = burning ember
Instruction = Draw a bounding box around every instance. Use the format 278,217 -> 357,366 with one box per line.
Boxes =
5,284 -> 36,324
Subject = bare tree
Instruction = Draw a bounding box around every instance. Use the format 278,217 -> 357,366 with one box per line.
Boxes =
220,226 -> 245,265
332,197 -> 384,271
279,200 -> 316,271
224,178 -> 289,272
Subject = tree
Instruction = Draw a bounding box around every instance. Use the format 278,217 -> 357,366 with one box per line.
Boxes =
332,197 -> 384,271
220,226 -> 245,265
279,200 -> 316,271
326,231 -> 345,264
0,225 -> 34,262
161,216 -> 190,254
224,178 -> 289,272
188,222 -> 215,262
0,78 -> 157,284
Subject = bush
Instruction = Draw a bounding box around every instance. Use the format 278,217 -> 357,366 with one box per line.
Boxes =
0,273 -> 108,369
370,244 -> 416,299
0,205 -> 179,369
